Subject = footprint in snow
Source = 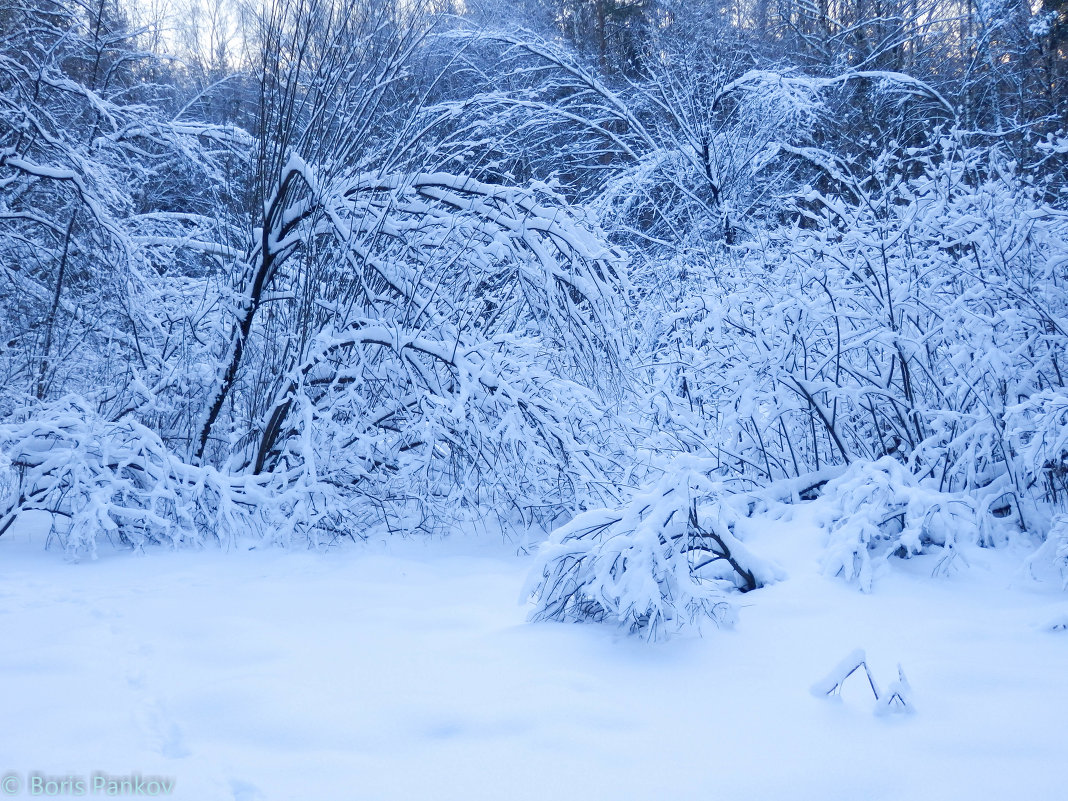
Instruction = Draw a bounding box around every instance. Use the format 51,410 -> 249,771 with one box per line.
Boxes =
229,779 -> 264,801
136,698 -> 191,759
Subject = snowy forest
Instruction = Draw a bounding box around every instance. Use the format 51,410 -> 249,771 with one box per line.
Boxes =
1,0 -> 1068,632
3,0 -> 1068,797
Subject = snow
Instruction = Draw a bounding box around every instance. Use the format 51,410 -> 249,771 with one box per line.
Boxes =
2,508 -> 1066,801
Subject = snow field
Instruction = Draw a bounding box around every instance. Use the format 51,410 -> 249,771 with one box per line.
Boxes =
1,515 -> 1066,801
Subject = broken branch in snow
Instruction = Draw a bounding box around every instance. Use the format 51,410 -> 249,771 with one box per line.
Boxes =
812,650 -> 915,715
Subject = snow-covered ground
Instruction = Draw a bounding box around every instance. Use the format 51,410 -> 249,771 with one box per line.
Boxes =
2,513 -> 1066,801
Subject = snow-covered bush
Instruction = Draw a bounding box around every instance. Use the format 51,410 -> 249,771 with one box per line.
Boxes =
623,127 -> 1068,559
0,399 -> 220,552
525,460 -> 782,638
0,1 -> 633,546
1025,515 -> 1068,589
0,441 -> 13,514
1006,390 -> 1068,513
0,0 -> 239,421
818,458 -> 994,591
186,167 -> 629,533
0,398 -> 342,554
